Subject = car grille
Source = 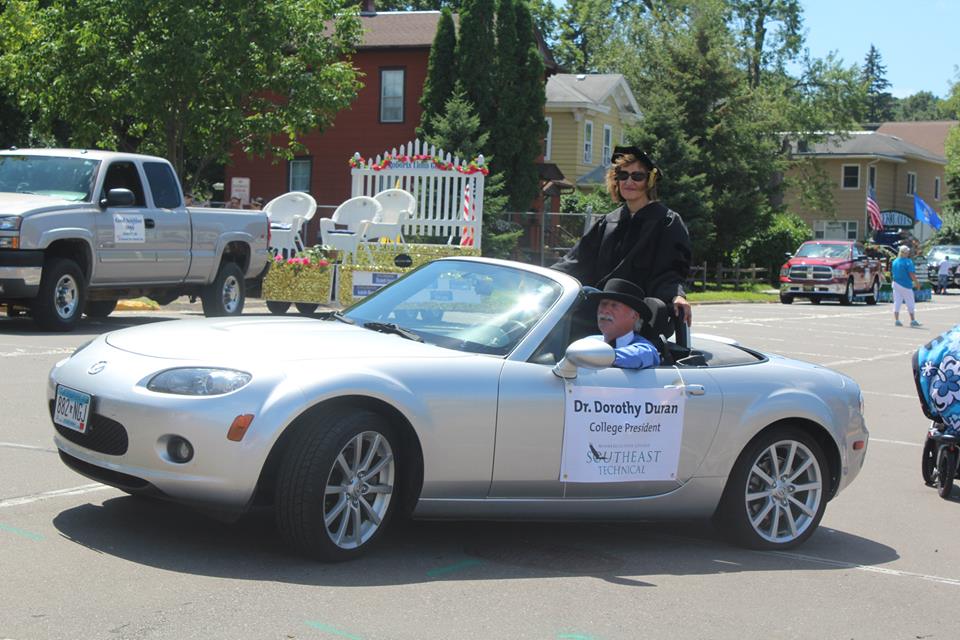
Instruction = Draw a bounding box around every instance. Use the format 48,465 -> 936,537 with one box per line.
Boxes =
49,399 -> 129,455
788,265 -> 833,280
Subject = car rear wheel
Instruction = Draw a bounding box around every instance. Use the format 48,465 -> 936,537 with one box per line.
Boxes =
32,257 -> 86,331
865,278 -> 879,305
84,299 -> 118,318
938,447 -> 956,499
716,426 -> 827,549
201,261 -> 245,317
266,301 -> 290,315
839,279 -> 854,305
275,408 -> 398,561
809,297 -> 821,305
779,292 -> 794,304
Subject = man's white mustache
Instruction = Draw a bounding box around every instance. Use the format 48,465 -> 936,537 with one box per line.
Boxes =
598,313 -> 614,322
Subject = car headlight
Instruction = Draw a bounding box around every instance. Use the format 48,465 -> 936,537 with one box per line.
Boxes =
832,267 -> 847,278
147,368 -> 252,395
0,216 -> 21,231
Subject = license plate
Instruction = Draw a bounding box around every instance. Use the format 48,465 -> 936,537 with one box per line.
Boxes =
803,285 -> 813,291
54,385 -> 92,433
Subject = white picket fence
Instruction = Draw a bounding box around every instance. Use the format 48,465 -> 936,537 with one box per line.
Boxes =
350,138 -> 485,249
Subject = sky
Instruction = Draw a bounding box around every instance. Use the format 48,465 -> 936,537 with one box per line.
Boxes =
790,0 -> 957,98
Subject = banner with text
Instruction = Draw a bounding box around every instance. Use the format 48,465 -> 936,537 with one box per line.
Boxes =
560,385 -> 685,483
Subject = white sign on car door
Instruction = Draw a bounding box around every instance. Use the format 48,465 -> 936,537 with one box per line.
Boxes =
560,385 -> 685,482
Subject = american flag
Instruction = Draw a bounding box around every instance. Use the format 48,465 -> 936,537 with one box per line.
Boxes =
866,187 -> 883,231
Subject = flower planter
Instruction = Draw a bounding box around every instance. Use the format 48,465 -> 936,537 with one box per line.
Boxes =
262,260 -> 334,304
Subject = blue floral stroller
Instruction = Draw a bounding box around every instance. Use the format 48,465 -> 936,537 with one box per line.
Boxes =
914,325 -> 960,498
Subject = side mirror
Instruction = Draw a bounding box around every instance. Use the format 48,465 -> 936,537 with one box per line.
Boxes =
783,252 -> 792,259
100,188 -> 135,208
552,337 -> 615,379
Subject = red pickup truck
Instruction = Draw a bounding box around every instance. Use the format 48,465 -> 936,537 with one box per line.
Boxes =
779,240 -> 882,305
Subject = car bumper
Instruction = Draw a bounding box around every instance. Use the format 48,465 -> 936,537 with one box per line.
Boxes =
0,249 -> 43,298
781,282 -> 845,295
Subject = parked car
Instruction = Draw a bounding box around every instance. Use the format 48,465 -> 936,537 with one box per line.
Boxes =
0,149 -> 271,330
779,240 -> 882,305
924,245 -> 960,289
48,257 -> 868,560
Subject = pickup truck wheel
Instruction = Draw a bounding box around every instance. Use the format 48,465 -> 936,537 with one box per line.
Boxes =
84,300 -> 118,318
865,278 -> 880,305
809,297 -> 820,305
201,262 -> 245,317
839,279 -> 854,305
32,257 -> 86,331
266,301 -> 291,315
779,292 -> 794,304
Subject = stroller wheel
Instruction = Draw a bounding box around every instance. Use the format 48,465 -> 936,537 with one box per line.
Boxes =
938,447 -> 957,499
922,436 -> 938,486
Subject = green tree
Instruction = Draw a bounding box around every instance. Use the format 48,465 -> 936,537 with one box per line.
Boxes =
733,211 -> 811,284
862,44 -> 894,123
418,6 -> 458,139
457,0 -> 497,130
893,91 -> 943,121
729,0 -> 803,88
0,0 -> 362,184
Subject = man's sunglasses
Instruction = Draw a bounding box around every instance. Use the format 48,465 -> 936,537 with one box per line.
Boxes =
615,170 -> 649,182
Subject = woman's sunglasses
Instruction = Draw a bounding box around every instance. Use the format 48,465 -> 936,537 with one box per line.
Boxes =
615,170 -> 649,182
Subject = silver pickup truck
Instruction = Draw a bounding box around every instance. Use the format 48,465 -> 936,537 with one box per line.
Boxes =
0,149 -> 270,331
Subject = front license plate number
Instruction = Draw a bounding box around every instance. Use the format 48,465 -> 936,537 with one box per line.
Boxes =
54,385 -> 92,433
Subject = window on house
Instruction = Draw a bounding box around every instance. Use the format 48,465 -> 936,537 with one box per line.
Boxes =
380,69 -> 404,123
935,176 -> 941,200
907,172 -> 917,195
814,220 -> 858,241
288,158 -> 312,192
841,164 -> 860,189
544,117 -> 552,161
868,165 -> 876,190
602,125 -> 612,163
583,120 -> 594,164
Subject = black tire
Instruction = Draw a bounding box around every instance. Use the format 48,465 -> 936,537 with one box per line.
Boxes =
865,278 -> 879,305
32,257 -> 86,331
266,301 -> 291,315
295,303 -> 319,316
715,426 -> 828,550
938,448 -> 956,499
275,408 -> 399,561
779,292 -> 794,305
201,261 -> 245,317
84,299 -> 118,319
839,279 -> 854,305
922,436 -> 938,486
809,297 -> 821,305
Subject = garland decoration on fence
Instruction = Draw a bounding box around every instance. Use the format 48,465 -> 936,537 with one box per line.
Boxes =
349,152 -> 489,175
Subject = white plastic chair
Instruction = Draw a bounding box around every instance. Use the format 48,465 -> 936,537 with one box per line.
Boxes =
264,192 -> 318,258
367,189 -> 415,244
320,196 -> 381,262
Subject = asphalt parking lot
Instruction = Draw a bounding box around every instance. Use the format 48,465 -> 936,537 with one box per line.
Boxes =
2,295 -> 960,639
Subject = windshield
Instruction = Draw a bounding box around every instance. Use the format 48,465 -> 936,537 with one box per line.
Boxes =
344,260 -> 564,356
794,243 -> 851,259
926,246 -> 960,262
0,155 -> 100,202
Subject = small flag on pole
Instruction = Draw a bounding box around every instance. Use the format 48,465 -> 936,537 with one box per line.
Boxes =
914,194 -> 943,230
460,184 -> 475,247
866,187 -> 883,232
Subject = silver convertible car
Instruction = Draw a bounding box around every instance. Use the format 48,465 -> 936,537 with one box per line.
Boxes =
48,257 -> 868,561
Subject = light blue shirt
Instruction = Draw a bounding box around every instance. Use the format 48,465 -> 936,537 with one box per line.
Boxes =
592,331 -> 661,369
892,256 -> 915,288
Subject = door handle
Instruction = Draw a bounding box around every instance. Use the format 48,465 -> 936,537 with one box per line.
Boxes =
145,218 -> 156,229
663,384 -> 706,396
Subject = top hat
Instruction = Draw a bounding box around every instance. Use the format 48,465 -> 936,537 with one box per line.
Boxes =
610,145 -> 662,178
587,278 -> 651,320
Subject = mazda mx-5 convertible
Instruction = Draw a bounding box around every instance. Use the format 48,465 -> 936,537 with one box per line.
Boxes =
49,257 -> 868,561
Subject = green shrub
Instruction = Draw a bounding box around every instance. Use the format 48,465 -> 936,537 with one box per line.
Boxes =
733,212 -> 812,285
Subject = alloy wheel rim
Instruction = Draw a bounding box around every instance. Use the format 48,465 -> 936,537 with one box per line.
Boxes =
222,275 -> 240,313
846,282 -> 853,303
54,274 -> 79,320
744,439 -> 822,543
323,431 -> 395,550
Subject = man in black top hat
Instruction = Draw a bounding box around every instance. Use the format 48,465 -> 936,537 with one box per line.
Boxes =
589,278 -> 660,369
552,145 -> 692,329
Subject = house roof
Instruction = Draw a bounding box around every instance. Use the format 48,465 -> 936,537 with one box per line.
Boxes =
875,121 -> 958,157
358,11 -> 445,48
546,74 -> 640,118
791,131 -> 946,165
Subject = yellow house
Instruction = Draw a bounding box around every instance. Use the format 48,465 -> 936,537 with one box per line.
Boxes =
544,73 -> 640,187
784,130 -> 949,241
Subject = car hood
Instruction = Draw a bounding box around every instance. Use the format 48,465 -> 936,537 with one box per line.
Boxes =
104,317 -> 469,362
786,257 -> 847,266
0,191 -> 86,214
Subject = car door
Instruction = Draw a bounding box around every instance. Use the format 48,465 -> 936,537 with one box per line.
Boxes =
850,244 -> 867,290
93,160 -> 155,284
141,161 -> 190,282
491,358 -> 722,499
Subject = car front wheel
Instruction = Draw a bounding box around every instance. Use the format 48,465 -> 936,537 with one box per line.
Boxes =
716,426 -> 827,549
32,257 -> 86,331
839,279 -> 854,305
779,292 -> 794,304
276,408 -> 398,561
865,278 -> 879,305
